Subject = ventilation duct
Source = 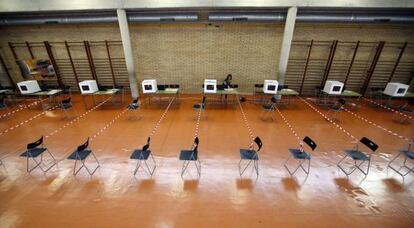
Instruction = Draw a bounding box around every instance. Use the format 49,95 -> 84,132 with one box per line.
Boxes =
0,12 -> 198,26
209,13 -> 286,22
128,13 -> 198,22
208,12 -> 414,24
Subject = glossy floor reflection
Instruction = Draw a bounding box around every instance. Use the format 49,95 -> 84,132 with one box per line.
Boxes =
0,95 -> 413,227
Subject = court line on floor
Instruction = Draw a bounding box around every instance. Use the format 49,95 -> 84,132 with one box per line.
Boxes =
0,98 -> 47,119
343,107 -> 411,142
0,105 -> 58,137
0,98 -> 111,160
299,97 -> 357,141
237,99 -> 256,147
275,107 -> 301,141
45,97 -> 111,139
362,97 -> 413,121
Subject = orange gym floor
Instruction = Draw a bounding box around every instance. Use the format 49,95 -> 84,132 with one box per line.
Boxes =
0,94 -> 413,227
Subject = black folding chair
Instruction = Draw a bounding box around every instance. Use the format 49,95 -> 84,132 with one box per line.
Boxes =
239,137 -> 262,176
388,142 -> 414,178
179,137 -> 201,178
0,96 -> 9,111
67,138 -> 100,175
284,136 -> 317,176
60,97 -> 74,119
130,137 -> 156,176
193,96 -> 206,119
327,98 -> 346,122
392,103 -> 413,123
337,137 -> 378,177
20,136 -> 57,173
127,98 -> 141,120
260,96 -> 278,121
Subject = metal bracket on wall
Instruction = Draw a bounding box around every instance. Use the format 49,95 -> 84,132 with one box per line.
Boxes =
361,41 -> 385,95
320,40 -> 338,87
299,40 -> 313,95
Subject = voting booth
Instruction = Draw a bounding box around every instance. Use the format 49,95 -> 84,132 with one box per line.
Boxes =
142,80 -> 158,94
204,79 -> 217,94
17,80 -> 41,94
383,82 -> 409,97
263,80 -> 279,94
323,80 -> 344,95
79,80 -> 99,94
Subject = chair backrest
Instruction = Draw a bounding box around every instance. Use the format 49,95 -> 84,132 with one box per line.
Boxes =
303,136 -> 317,151
254,137 -> 263,151
132,99 -> 138,104
255,84 -> 264,88
338,98 -> 346,105
230,84 -> 238,88
77,138 -> 89,152
141,137 -> 151,151
62,97 -> 71,104
270,96 -> 278,103
193,137 -> 199,152
360,137 -> 378,152
201,96 -> 206,105
0,96 -> 4,104
27,136 -> 43,149
169,84 -> 179,88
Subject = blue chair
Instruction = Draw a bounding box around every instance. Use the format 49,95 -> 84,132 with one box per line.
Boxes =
261,96 -> 278,121
337,137 -> 378,177
239,137 -> 263,176
284,136 -> 317,176
130,137 -> 156,176
388,142 -> 414,178
0,96 -> 9,111
67,138 -> 100,175
327,98 -> 346,122
127,98 -> 141,120
59,97 -> 74,119
179,137 -> 201,178
20,136 -> 57,173
392,103 -> 413,123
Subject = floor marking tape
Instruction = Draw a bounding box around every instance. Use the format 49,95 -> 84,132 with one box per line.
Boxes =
237,99 -> 255,147
299,97 -> 356,141
0,98 -> 48,119
363,97 -> 413,121
45,97 -> 111,139
275,107 -> 301,141
0,105 -> 58,136
343,107 -> 411,142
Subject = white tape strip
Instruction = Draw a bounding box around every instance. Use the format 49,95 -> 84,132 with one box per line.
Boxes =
0,104 -> 58,136
0,98 -> 47,119
300,97 -> 356,141
275,107 -> 301,141
343,107 -> 411,142
237,98 -> 255,147
45,97 -> 111,139
363,97 -> 413,121
149,97 -> 176,137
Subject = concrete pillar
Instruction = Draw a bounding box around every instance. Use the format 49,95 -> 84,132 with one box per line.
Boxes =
278,7 -> 297,85
117,9 -> 139,98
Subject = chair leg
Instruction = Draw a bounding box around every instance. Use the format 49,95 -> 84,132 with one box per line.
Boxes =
181,160 -> 191,177
26,155 -> 41,173
337,154 -> 357,176
73,158 -> 86,175
388,153 -> 413,177
238,159 -> 253,177
284,155 -> 306,176
143,154 -> 157,177
134,159 -> 142,175
84,152 -> 100,175
37,149 -> 57,173
299,159 -> 311,175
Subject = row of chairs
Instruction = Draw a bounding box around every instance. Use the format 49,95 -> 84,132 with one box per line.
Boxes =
11,133 -> 413,179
